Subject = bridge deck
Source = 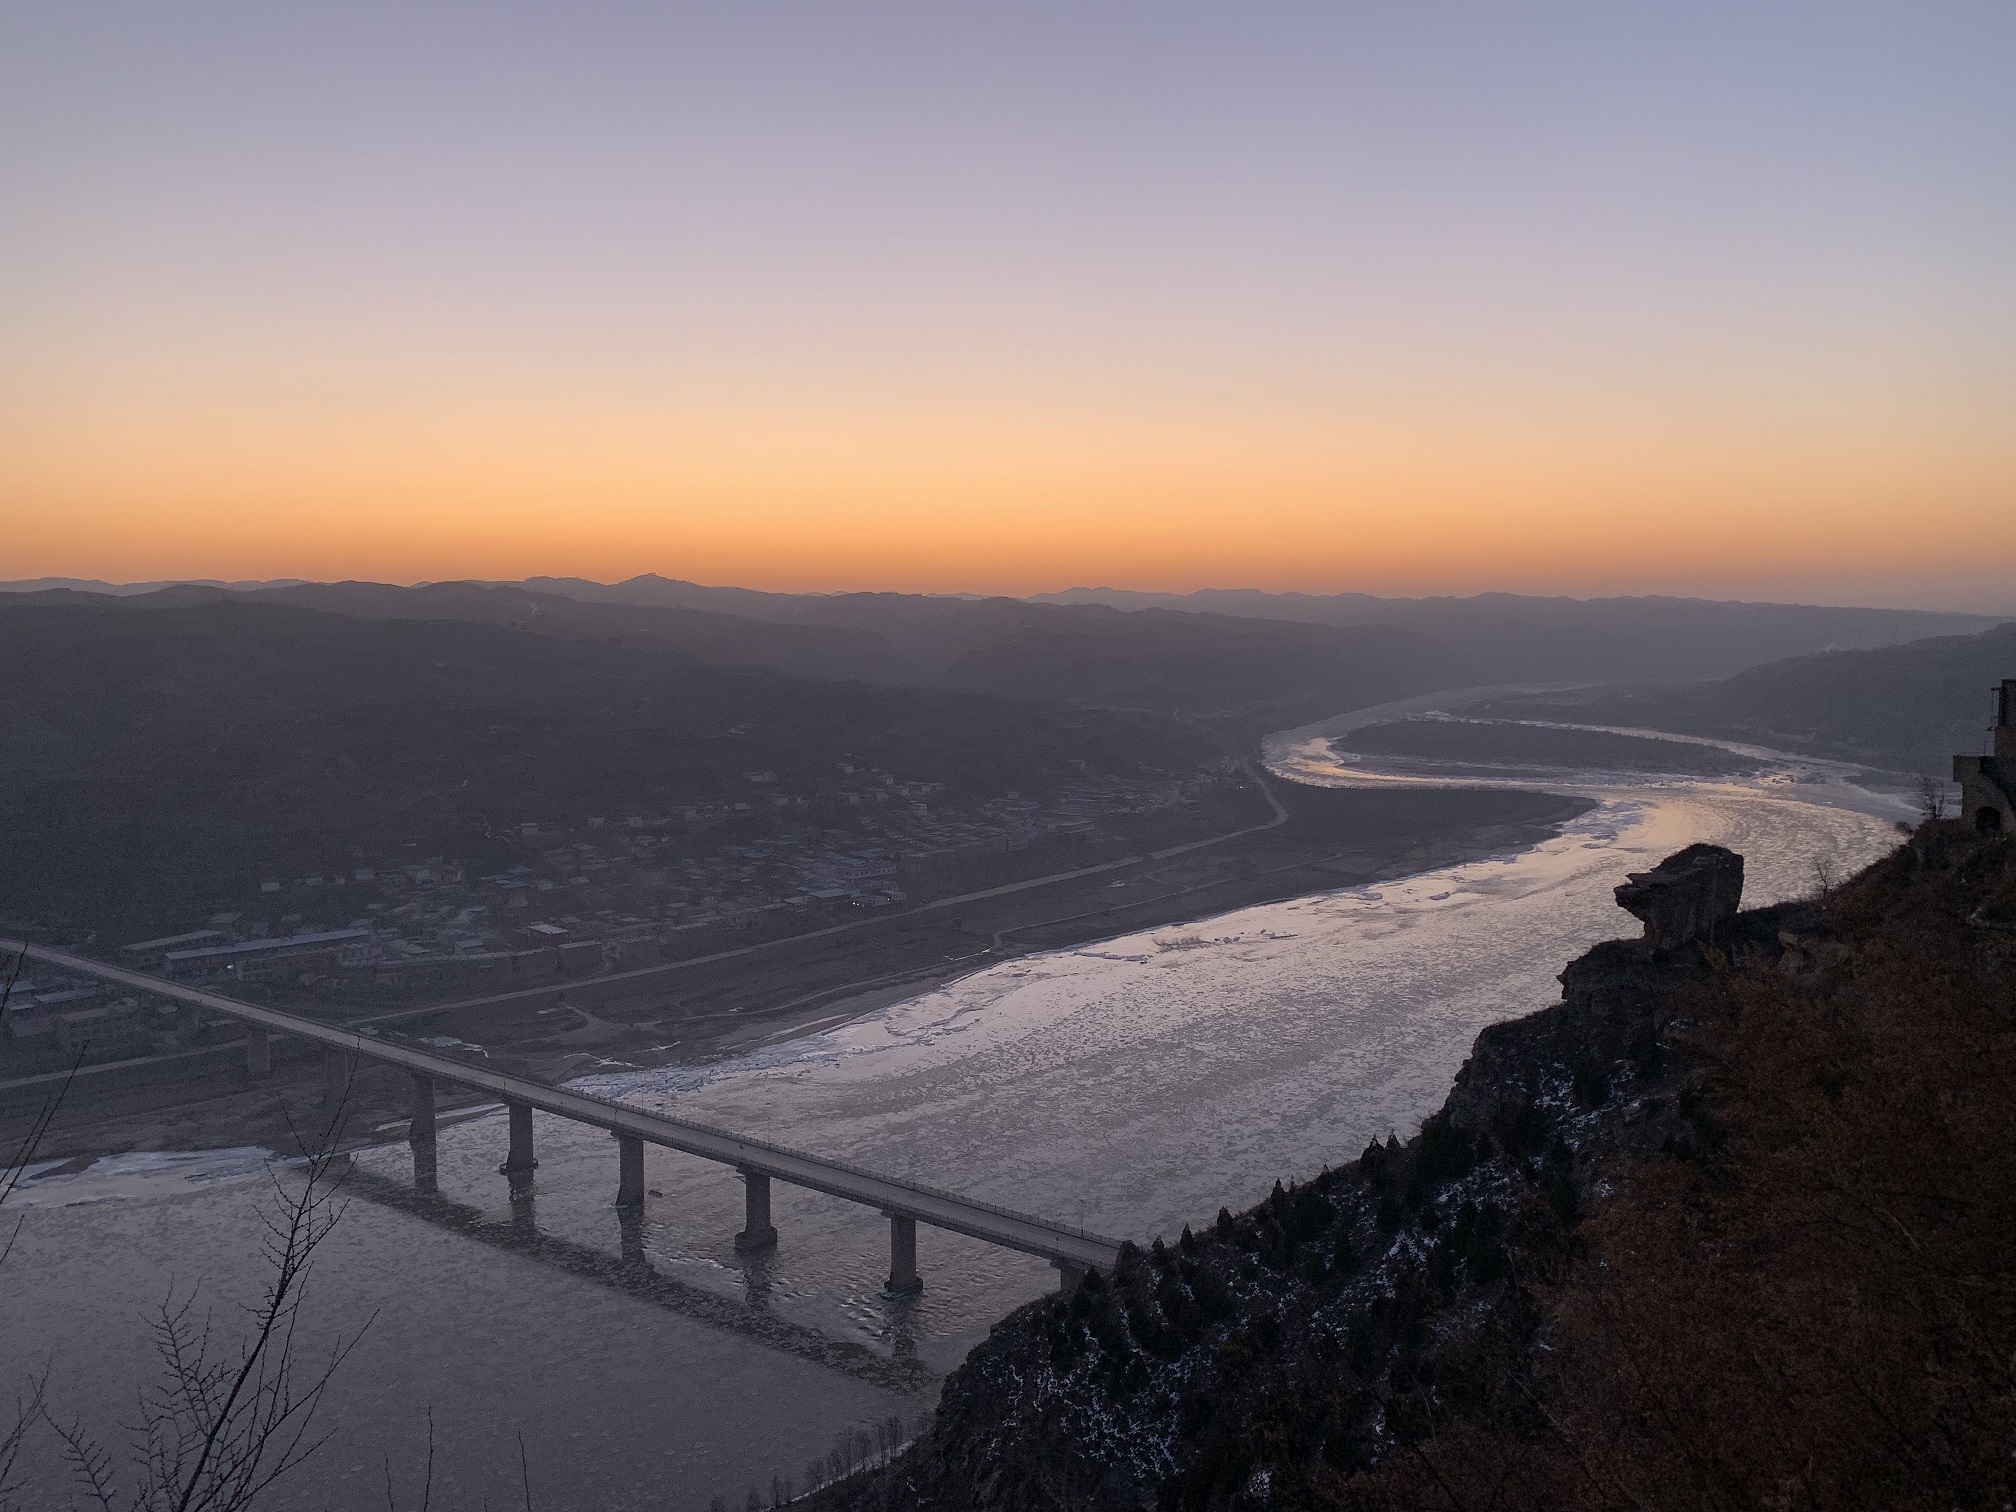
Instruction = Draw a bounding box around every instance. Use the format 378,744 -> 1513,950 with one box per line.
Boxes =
4,941 -> 1123,1272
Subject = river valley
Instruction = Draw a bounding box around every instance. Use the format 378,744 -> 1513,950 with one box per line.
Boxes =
0,699 -> 1912,1510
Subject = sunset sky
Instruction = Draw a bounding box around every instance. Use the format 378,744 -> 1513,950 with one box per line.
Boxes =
4,3 -> 2012,607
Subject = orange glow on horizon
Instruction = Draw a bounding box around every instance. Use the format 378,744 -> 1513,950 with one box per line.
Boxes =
7,380 -> 2013,606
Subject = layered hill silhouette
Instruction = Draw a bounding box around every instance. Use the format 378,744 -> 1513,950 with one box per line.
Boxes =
1483,620 -> 2016,775
0,593 -> 1222,920
1028,585 -> 1992,681
516,574 -> 1989,683
209,579 -> 906,683
50,579 -> 1464,732
5,574 -> 1989,704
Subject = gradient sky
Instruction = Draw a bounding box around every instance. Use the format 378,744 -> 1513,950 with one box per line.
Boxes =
4,2 -> 2012,607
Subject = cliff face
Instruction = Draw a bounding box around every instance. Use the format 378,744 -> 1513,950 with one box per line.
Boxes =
818,827 -> 2016,1512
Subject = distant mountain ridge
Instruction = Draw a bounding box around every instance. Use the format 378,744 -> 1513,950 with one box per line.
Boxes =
5,573 -> 1993,692
0,576 -> 310,595
4,580 -> 1464,733
1029,586 -> 1995,681
508,576 -> 1993,688
210,579 -> 906,684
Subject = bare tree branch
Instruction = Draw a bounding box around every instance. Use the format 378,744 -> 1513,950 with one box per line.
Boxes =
35,1088 -> 373,1512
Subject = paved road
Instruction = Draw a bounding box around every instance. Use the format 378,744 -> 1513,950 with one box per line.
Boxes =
1,940 -> 1126,1272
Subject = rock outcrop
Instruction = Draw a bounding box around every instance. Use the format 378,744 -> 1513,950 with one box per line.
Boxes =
1613,841 -> 1743,950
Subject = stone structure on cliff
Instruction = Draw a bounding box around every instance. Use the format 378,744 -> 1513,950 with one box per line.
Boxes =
1614,843 -> 1745,952
1954,678 -> 2016,835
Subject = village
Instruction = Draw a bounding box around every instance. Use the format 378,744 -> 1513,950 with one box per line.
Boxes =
0,761 -> 1240,1074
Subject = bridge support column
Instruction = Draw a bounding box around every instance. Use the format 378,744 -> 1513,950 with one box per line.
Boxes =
617,1205 -> 646,1267
734,1168 -> 776,1251
412,1137 -> 438,1195
1053,1260 -> 1089,1295
243,1027 -> 271,1077
320,1046 -> 353,1107
178,1005 -> 205,1044
408,1074 -> 436,1141
499,1100 -> 538,1176
614,1133 -> 645,1208
883,1214 -> 922,1297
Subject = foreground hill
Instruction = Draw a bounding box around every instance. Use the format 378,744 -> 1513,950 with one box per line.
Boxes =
814,828 -> 2015,1511
1483,620 -> 2016,776
0,595 -> 1219,922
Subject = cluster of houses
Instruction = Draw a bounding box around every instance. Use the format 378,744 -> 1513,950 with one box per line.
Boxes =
204,766 -> 1230,996
1,762 -> 1239,1069
1,971 -> 163,1070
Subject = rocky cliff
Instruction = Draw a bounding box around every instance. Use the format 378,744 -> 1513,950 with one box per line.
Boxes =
815,825 -> 2016,1511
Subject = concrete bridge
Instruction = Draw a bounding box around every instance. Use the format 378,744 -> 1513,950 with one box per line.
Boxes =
3,940 -> 1122,1293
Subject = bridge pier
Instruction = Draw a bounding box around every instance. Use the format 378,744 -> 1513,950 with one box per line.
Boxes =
320,1046 -> 353,1107
614,1133 -> 645,1208
499,1100 -> 538,1176
883,1214 -> 923,1297
408,1074 -> 436,1141
243,1026 -> 271,1077
734,1168 -> 777,1251
411,1137 -> 438,1195
617,1206 -> 646,1267
178,1004 -> 205,1044
1053,1260 -> 1089,1294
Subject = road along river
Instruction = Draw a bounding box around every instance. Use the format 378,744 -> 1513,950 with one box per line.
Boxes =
0,702 -> 1910,1509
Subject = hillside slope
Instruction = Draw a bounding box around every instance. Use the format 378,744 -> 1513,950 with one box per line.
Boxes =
528,580 -> 1464,728
1485,620 -> 2016,775
940,611 -> 1455,726
1032,587 -> 1993,681
95,577 -> 1461,729
0,596 -> 1219,922
240,579 -> 910,683
816,828 -> 2015,1511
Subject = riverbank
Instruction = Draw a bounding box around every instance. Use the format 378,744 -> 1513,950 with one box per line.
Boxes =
6,777 -> 1590,1164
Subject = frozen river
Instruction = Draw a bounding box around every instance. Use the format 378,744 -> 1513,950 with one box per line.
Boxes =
0,705 -> 1910,1509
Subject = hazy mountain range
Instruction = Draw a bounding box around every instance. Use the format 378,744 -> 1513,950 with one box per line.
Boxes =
3,577 -> 2007,832
522,575 -> 1997,682
7,575 -> 1992,692
0,591 -> 1222,920
2,581 -> 1461,730
0,572 -> 2008,941
1037,586 -> 1997,681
